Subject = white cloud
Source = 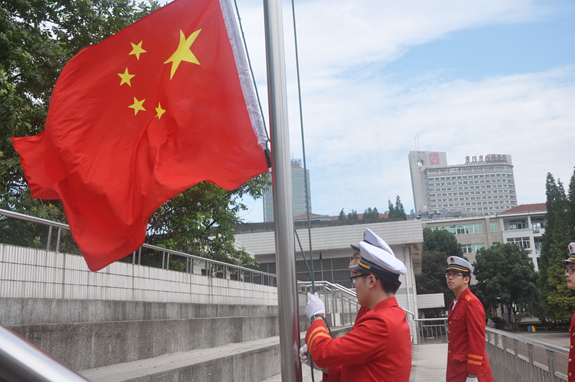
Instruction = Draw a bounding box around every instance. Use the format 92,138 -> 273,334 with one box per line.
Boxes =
160,0 -> 574,221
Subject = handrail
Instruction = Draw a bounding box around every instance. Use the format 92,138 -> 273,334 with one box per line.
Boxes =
0,208 -> 276,281
0,323 -> 89,382
486,327 -> 568,355
0,208 -> 70,230
485,327 -> 568,382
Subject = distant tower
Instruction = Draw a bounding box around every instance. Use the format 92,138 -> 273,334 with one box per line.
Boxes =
408,151 -> 517,217
263,159 -> 311,222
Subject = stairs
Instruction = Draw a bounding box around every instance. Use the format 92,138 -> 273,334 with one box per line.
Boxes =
1,298 -> 352,382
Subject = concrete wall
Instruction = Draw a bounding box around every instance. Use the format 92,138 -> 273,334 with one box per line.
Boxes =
0,243 -> 277,305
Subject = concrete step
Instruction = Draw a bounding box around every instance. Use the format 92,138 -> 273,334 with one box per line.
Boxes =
9,315 -> 281,371
0,298 -> 279,326
80,326 -> 353,382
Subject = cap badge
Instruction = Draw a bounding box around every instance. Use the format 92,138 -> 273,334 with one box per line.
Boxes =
450,257 -> 455,263
570,243 -> 574,253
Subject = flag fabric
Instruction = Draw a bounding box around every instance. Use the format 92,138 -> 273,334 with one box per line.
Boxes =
12,0 -> 268,271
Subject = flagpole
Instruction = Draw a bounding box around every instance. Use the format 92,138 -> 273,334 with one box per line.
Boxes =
262,0 -> 301,380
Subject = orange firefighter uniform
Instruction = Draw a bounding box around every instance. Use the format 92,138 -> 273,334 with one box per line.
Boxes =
447,287 -> 493,382
305,297 -> 411,382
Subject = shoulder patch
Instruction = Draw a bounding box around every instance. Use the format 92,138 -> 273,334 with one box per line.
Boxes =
465,295 -> 471,301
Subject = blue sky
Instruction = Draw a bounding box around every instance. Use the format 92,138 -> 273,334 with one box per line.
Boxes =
161,0 -> 575,221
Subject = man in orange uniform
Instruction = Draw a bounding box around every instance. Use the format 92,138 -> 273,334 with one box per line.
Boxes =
446,256 -> 493,382
562,242 -> 575,382
301,228 -> 412,381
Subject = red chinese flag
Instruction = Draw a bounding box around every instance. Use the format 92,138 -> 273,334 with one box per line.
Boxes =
12,0 -> 269,271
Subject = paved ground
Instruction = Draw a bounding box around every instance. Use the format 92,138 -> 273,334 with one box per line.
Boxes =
513,331 -> 570,349
410,343 -> 448,382
266,332 -> 572,381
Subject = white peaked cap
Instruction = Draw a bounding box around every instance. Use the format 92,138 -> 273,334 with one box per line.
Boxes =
446,256 -> 474,274
349,228 -> 407,277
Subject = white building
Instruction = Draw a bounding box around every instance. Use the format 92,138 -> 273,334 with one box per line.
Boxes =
409,151 -> 517,217
234,219 -> 424,315
498,203 -> 546,271
422,203 -> 546,272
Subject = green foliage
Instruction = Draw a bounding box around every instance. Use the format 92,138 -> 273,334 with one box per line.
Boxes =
338,208 -> 345,220
422,227 -> 463,255
387,196 -> 407,219
1,0 -> 160,222
473,243 -> 538,326
538,169 -> 575,319
416,228 -> 464,310
0,0 -> 270,268
347,209 -> 358,220
147,174 -> 271,268
362,207 -> 380,220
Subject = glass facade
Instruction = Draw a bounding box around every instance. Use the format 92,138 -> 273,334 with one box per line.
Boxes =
263,161 -> 311,222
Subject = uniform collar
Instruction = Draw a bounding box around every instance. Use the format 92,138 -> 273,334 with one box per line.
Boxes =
372,297 -> 398,311
449,288 -> 470,316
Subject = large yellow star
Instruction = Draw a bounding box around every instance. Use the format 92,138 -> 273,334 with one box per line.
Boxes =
129,41 -> 146,60
164,29 -> 201,80
155,103 -> 166,119
117,68 -> 135,87
129,97 -> 146,115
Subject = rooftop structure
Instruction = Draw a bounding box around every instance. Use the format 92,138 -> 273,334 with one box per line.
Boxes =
409,151 -> 517,217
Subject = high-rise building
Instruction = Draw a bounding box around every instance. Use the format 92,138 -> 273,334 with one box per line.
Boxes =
263,159 -> 311,222
408,151 -> 517,217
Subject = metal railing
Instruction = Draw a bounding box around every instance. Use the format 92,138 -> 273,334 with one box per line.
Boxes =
414,317 -> 448,344
485,328 -> 568,382
0,323 -> 89,382
297,280 -> 416,328
0,208 -> 277,285
298,280 -> 360,326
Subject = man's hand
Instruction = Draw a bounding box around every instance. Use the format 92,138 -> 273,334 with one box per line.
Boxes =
299,344 -> 322,371
305,293 -> 325,320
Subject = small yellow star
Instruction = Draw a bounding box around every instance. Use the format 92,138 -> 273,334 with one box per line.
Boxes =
164,29 -> 201,80
129,97 -> 146,115
155,103 -> 166,119
117,68 -> 135,87
129,41 -> 146,60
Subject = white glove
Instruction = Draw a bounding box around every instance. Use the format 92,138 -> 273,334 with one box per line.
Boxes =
299,344 -> 322,371
465,378 -> 478,382
305,293 -> 325,320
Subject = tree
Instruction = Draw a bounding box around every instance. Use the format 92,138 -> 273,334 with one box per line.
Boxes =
147,174 -> 270,268
415,228 -> 464,311
338,208 -> 346,220
0,0 -> 270,268
362,207 -> 380,220
347,209 -> 358,220
538,169 -> 575,319
394,196 -> 407,219
387,196 -> 407,219
1,0 -> 160,238
473,243 -> 538,328
387,200 -> 395,218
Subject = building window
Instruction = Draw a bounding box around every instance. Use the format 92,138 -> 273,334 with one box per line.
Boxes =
461,243 -> 485,253
507,237 -> 530,249
508,219 -> 526,230
490,222 -> 498,232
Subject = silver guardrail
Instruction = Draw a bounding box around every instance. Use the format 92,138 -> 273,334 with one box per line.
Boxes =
486,327 -> 569,382
297,280 -> 415,327
414,317 -> 448,345
298,280 -> 360,326
0,323 -> 89,382
0,208 -> 277,284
